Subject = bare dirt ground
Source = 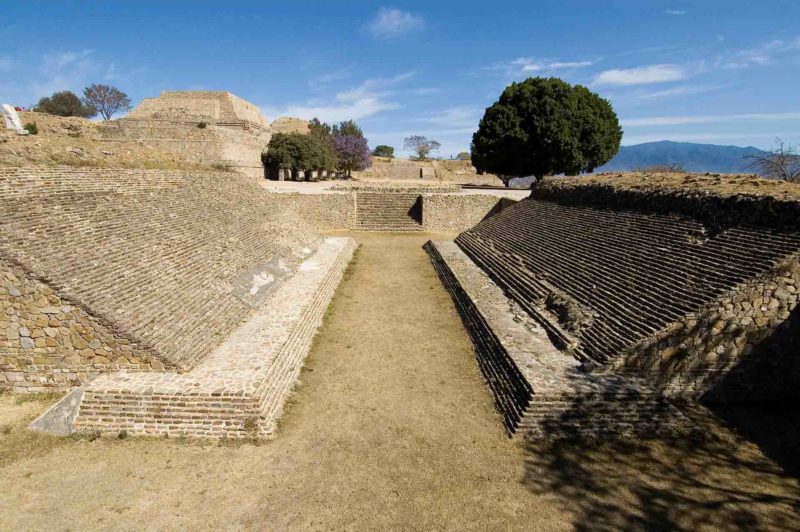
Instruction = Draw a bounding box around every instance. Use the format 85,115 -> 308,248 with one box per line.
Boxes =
1,233 -> 798,530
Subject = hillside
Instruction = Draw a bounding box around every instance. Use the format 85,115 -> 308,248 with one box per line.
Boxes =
598,141 -> 768,174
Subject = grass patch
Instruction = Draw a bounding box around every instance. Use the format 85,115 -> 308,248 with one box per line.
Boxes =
15,392 -> 63,406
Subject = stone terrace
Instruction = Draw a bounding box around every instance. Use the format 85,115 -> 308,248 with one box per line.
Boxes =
1,166 -> 320,389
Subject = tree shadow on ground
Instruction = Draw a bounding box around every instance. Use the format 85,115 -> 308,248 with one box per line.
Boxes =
521,408 -> 800,531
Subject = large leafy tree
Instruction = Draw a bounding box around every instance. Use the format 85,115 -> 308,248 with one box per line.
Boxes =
34,90 -> 97,118
372,145 -> 395,158
262,132 -> 338,180
471,77 -> 622,185
82,84 -> 132,120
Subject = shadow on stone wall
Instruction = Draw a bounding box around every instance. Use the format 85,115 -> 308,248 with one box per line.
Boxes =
522,409 -> 800,531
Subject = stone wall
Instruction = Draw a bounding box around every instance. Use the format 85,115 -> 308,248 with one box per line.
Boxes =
422,195 -> 516,233
1,258 -> 168,392
1,166 -> 319,389
456,182 -> 800,403
267,193 -> 356,231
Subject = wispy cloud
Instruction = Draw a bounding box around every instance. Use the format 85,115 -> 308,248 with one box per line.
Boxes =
420,106 -> 482,128
593,64 -> 686,86
721,37 -> 800,69
664,9 -> 687,15
492,57 -> 594,77
308,68 -> 351,89
364,8 -> 424,40
622,111 -> 800,127
264,72 -> 413,123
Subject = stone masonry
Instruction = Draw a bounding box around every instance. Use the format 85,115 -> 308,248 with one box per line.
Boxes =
97,91 -> 272,178
1,166 -> 320,389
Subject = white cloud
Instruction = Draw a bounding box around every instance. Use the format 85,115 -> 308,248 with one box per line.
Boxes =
622,111 -> 800,127
593,64 -> 686,86
365,8 -> 424,39
722,37 -> 800,69
664,9 -> 686,15
493,57 -> 594,77
263,72 -> 414,123
419,106 -> 482,128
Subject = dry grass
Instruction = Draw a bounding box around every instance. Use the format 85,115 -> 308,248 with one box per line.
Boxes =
549,171 -> 800,201
0,234 -> 797,529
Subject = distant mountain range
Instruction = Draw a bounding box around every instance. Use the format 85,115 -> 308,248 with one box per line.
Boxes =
598,140 -> 768,174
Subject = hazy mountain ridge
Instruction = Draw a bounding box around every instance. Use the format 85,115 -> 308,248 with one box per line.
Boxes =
599,141 -> 769,174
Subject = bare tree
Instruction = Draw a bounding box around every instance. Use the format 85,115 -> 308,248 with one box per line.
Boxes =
404,135 -> 441,160
744,138 -> 800,182
82,84 -> 132,121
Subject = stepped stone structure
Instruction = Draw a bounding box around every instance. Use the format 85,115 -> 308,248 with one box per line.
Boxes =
97,91 -> 272,177
2,166 -> 355,438
428,175 -> 800,438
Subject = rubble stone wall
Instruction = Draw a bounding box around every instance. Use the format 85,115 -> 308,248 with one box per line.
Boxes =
1,258 -> 168,392
422,195 -> 516,233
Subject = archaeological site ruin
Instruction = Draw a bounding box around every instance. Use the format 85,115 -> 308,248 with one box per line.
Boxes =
1,91 -> 799,445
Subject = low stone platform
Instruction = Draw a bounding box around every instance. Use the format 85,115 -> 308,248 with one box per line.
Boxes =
425,240 -> 695,439
32,237 -> 356,439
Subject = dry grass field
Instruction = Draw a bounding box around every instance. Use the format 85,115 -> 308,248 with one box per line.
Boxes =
1,233 -> 798,530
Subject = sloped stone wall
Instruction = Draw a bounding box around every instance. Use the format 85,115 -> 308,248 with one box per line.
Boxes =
1,258 -> 169,392
422,195 -> 516,233
456,182 -> 800,402
1,166 -> 319,383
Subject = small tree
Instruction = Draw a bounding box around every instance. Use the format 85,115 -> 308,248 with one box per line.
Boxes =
334,135 -> 371,177
404,135 -> 441,160
456,151 -> 470,161
372,145 -> 395,158
744,138 -> 800,182
82,84 -> 132,120
262,132 -> 337,180
34,91 -> 96,118
471,77 -> 622,186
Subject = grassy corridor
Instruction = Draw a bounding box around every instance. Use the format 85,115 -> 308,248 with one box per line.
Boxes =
0,233 -> 797,530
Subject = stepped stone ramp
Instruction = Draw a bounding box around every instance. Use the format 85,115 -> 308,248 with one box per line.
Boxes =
0,166 -> 319,377
430,174 -> 800,437
456,185 -> 800,367
50,237 -> 355,438
354,192 -> 422,231
425,241 -> 693,438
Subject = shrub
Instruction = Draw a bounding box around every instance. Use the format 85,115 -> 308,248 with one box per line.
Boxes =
34,90 -> 97,118
197,121 -> 208,129
471,77 -> 622,186
23,122 -> 38,135
456,151 -> 470,161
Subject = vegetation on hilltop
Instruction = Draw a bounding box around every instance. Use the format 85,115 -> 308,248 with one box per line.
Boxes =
404,135 -> 440,160
471,77 -> 622,186
372,145 -> 394,158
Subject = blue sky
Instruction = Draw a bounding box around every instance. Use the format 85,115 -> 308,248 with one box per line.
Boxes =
2,1 -> 799,157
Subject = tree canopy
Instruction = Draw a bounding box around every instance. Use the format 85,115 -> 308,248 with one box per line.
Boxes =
334,135 -> 371,176
262,132 -> 338,177
34,90 -> 97,118
471,77 -> 622,184
372,145 -> 395,158
82,84 -> 132,120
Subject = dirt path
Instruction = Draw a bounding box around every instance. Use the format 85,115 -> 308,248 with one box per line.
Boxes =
0,233 -> 798,530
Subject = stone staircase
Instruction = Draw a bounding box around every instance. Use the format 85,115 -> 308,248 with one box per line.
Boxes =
354,192 -> 422,231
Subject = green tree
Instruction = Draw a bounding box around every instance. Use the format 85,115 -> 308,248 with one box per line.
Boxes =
471,77 -> 622,186
308,117 -> 339,174
456,151 -> 470,161
372,145 -> 395,158
262,132 -> 337,180
34,90 -> 97,118
82,84 -> 132,120
332,119 -> 364,139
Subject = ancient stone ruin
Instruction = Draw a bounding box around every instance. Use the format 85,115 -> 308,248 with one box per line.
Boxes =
426,175 -> 800,437
1,166 -> 355,437
96,91 -> 306,178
